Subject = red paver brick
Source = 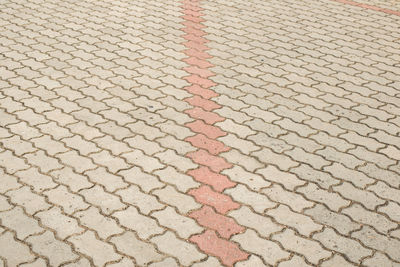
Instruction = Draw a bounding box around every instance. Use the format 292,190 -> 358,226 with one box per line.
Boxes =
184,66 -> 215,79
185,134 -> 229,155
182,6 -> 202,13
184,50 -> 212,60
189,185 -> 239,214
185,95 -> 220,111
182,20 -> 205,30
183,34 -> 209,44
187,149 -> 232,172
182,14 -> 204,23
183,9 -> 204,17
182,1 -> 202,11
190,206 -> 244,239
185,107 -> 225,124
188,166 -> 236,192
184,41 -> 210,52
190,230 -> 249,266
184,74 -> 216,88
182,27 -> 205,37
186,120 -> 226,139
183,84 -> 218,99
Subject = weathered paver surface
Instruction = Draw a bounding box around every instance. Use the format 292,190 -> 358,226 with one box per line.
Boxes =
0,0 -> 400,266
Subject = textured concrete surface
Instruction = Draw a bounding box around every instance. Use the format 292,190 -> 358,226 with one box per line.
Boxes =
0,0 -> 400,266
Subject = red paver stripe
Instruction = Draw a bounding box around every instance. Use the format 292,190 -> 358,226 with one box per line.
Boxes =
332,0 -> 400,16
180,0 -> 249,265
190,230 -> 249,267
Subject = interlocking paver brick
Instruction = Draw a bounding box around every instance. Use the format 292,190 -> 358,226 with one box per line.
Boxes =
1,135 -> 36,156
222,165 -> 270,191
85,167 -> 128,192
50,167 -> 93,192
15,167 -> 57,193
262,184 -> 314,212
154,185 -> 201,214
152,231 -> 206,266
220,148 -> 264,172
68,230 -> 122,266
298,183 -> 350,212
362,252 -> 400,267
0,206 -> 43,240
32,135 -> 69,156
190,185 -> 239,214
324,162 -> 374,188
359,163 -> 400,188
80,185 -> 126,215
156,149 -> 197,172
153,206 -> 203,239
333,182 -> 385,210
367,181 -> 400,204
248,132 -> 292,153
252,147 -> 299,171
92,136 -> 130,155
110,231 -> 164,266
155,166 -> 200,192
44,185 -> 89,215
225,184 -> 276,213
267,204 -> 323,236
118,167 -> 164,193
113,206 -> 164,240
232,229 -> 288,266
121,150 -> 164,173
27,231 -> 78,266
273,228 -> 331,265
0,150 -> 29,174
352,226 -> 400,262
229,206 -> 282,238
6,186 -> 51,215
0,231 -> 35,266
342,204 -> 397,234
75,207 -> 123,239
314,227 -> 373,264
36,207 -> 84,239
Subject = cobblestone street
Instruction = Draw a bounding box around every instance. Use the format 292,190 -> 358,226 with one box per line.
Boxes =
0,0 -> 400,266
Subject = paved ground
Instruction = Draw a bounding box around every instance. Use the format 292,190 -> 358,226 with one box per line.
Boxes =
0,0 -> 400,266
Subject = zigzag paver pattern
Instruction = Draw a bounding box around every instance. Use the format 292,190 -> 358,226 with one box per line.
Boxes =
0,0 -> 400,266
